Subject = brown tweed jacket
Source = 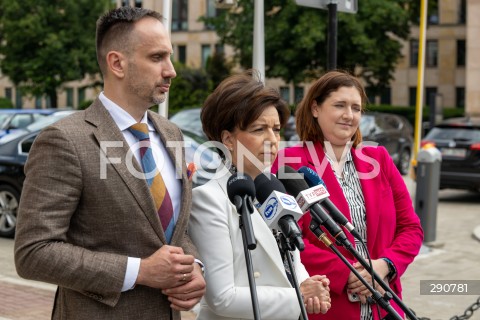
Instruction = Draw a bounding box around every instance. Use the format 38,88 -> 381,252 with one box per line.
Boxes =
14,99 -> 196,319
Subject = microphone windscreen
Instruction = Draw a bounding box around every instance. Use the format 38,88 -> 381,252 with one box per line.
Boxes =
226,173 -> 255,203
254,173 -> 287,204
276,166 -> 309,196
298,166 -> 326,187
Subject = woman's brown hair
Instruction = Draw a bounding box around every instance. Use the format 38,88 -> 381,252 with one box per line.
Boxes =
295,70 -> 368,147
201,70 -> 290,156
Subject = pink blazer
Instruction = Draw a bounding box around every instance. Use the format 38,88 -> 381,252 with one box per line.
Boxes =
272,142 -> 423,320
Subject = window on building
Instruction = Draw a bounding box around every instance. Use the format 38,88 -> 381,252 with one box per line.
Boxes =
456,87 -> 465,108
457,40 -> 466,66
380,87 -> 391,105
201,44 -> 212,68
134,0 -> 142,8
365,87 -> 376,104
409,87 -> 417,107
426,87 -> 438,108
426,40 -> 438,67
172,0 -> 188,31
35,96 -> 42,109
78,87 -> 86,106
177,45 -> 186,64
4,88 -> 12,101
15,90 -> 22,108
280,87 -> 290,103
428,0 -> 439,25
121,0 -> 129,6
215,44 -> 224,55
46,96 -> 52,108
66,88 -> 74,107
294,87 -> 304,103
205,0 -> 219,29
459,0 -> 466,24
410,39 -> 419,67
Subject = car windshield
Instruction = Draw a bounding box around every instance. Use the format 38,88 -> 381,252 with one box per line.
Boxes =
359,115 -> 374,135
426,127 -> 480,142
0,113 -> 12,129
26,111 -> 76,132
170,109 -> 203,135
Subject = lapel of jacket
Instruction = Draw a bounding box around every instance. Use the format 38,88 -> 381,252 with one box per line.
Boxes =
147,111 -> 190,245
217,172 -> 292,285
86,100 -> 165,242
352,147 -> 380,253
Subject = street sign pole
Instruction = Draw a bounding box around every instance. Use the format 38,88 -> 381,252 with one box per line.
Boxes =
327,1 -> 338,70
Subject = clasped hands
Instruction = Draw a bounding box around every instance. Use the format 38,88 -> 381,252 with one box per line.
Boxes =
300,275 -> 331,314
347,259 -> 390,304
136,245 -> 206,311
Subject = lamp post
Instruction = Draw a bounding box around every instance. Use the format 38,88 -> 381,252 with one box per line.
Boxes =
158,0 -> 172,118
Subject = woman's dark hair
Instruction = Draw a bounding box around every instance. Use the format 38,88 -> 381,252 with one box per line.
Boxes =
201,69 -> 290,153
295,70 -> 368,147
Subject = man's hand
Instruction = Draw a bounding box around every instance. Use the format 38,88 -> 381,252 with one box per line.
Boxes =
300,275 -> 331,314
135,245 -> 195,289
162,262 -> 206,311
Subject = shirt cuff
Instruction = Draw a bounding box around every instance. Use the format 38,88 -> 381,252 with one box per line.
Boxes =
194,258 -> 205,277
122,257 -> 141,292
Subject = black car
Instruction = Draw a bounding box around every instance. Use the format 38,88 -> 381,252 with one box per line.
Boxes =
421,116 -> 480,192
0,111 -> 77,238
360,112 -> 413,175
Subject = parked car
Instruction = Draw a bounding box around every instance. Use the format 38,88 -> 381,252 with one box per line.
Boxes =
169,108 -> 206,139
288,112 -> 414,175
421,116 -> 480,192
360,112 -> 413,175
0,108 -> 57,138
182,129 -> 222,187
0,110 -> 77,238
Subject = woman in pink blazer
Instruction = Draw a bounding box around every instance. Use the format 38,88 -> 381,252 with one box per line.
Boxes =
272,71 -> 423,320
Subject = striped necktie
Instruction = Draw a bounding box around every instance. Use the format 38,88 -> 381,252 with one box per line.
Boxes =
128,123 -> 174,243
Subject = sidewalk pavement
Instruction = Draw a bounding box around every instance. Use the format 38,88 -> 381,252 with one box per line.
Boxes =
1,176 -> 479,319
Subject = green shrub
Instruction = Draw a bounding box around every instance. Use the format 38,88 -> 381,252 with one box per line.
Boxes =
0,97 -> 14,109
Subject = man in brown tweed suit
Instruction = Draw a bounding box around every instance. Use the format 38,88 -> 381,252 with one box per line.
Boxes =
14,7 -> 205,319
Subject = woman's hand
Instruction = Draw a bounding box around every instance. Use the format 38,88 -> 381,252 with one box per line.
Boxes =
347,260 -> 389,304
300,275 -> 331,314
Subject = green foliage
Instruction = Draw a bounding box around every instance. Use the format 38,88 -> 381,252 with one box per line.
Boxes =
168,62 -> 213,115
0,97 -> 14,109
206,51 -> 234,89
78,99 -> 94,110
204,0 -> 413,91
0,0 -> 112,108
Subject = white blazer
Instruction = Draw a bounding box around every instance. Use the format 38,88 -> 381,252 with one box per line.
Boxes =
189,172 -> 310,320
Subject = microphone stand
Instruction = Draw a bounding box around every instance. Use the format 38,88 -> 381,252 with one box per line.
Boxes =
234,195 -> 261,320
308,220 -> 403,320
275,231 -> 309,320
340,235 -> 419,320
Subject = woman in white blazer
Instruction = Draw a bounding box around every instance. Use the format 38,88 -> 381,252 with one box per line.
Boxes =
188,70 -> 331,320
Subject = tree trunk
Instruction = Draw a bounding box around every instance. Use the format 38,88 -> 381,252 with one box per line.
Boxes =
48,89 -> 58,108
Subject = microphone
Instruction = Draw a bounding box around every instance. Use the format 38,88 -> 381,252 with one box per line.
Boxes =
254,173 -> 305,251
297,166 -> 362,240
277,166 -> 352,248
227,173 -> 257,249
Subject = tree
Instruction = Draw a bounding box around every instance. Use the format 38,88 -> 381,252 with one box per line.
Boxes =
203,0 -> 414,93
206,51 -> 234,89
0,0 -> 111,108
168,62 -> 213,115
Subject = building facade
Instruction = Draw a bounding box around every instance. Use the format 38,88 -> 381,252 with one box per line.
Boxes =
1,0 -> 478,115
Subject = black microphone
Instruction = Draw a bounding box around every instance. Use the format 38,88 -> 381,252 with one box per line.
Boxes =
227,173 -> 257,249
254,173 -> 305,251
277,166 -> 352,248
298,166 -> 362,240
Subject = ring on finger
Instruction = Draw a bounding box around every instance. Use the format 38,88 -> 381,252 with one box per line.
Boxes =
182,273 -> 187,281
